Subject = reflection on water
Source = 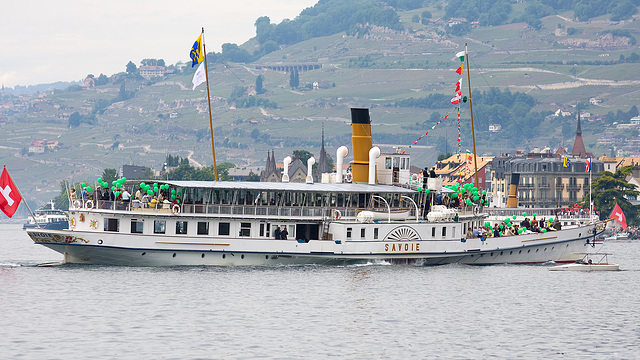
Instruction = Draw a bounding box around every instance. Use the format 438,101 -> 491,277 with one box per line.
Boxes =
1,224 -> 639,358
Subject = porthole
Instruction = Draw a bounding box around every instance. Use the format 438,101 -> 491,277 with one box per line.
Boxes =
222,254 -> 226,259
491,252 -> 494,256
265,255 -> 269,260
97,239 -> 103,245
500,251 -> 503,256
241,254 -> 245,259
519,250 -> 522,254
544,248 -> 547,252
141,252 -> 146,256
201,254 -> 205,258
510,251 -> 513,255
536,249 -> 539,252
172,253 -> 176,258
527,249 -> 531,253
552,246 -> 555,250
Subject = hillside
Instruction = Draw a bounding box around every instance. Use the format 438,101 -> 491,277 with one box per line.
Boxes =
2,1 -> 640,212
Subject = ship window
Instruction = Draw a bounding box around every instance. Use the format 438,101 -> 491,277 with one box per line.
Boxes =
260,223 -> 265,237
104,218 -> 119,232
360,228 -> 365,238
130,220 -> 143,234
385,157 -> 392,169
442,227 -> 447,237
346,227 -> 352,239
452,227 -> 456,238
154,220 -> 166,234
197,222 -> 209,235
374,228 -> 379,239
432,227 -> 436,237
239,223 -> 251,237
219,222 -> 230,236
266,223 -> 270,237
176,221 -> 188,235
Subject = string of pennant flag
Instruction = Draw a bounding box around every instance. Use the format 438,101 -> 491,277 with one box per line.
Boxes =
404,50 -> 467,155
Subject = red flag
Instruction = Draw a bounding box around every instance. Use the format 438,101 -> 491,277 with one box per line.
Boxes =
455,65 -> 463,75
0,167 -> 22,218
451,92 -> 461,105
609,204 -> 627,229
455,78 -> 462,92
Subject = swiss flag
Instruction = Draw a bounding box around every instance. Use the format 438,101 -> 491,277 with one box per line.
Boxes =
609,203 -> 627,229
0,167 -> 22,218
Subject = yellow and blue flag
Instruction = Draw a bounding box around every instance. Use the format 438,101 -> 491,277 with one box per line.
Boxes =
563,156 -> 571,168
190,34 -> 203,67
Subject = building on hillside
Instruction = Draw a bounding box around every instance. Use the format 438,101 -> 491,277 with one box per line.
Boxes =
140,66 -> 166,79
489,116 -> 602,208
123,165 -> 149,180
28,140 -> 58,154
228,166 -> 262,181
433,153 -> 493,189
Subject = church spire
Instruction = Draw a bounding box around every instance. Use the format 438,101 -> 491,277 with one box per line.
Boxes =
571,111 -> 587,157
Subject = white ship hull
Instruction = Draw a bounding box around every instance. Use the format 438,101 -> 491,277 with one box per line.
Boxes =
27,223 -> 599,266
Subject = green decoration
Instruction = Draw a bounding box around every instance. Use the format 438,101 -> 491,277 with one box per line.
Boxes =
522,212 -> 527,217
86,186 -> 92,192
417,186 -> 422,191
549,217 -> 554,222
533,213 -> 537,217
482,190 -> 487,195
147,190 -> 153,195
499,224 -> 504,229
462,96 -> 468,103
81,182 -> 86,187
512,215 -> 517,220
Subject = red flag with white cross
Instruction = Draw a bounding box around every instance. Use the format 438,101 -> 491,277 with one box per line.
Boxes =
0,167 -> 22,218
609,203 -> 627,229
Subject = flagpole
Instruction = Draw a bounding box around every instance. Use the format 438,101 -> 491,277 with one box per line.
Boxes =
465,43 -> 479,188
4,166 -> 40,228
589,157 -> 593,221
201,28 -> 218,181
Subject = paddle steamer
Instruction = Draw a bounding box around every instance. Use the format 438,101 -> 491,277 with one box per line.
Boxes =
25,108 -> 605,266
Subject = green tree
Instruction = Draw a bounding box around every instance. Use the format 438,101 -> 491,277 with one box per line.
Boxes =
68,112 -> 82,128
126,61 -> 137,74
52,180 -> 71,210
102,168 -> 118,185
256,74 -> 265,94
583,165 -> 639,225
293,150 -> 314,163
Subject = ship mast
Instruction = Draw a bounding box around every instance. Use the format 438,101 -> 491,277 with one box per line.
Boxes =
465,43 -> 479,188
201,28 -> 218,181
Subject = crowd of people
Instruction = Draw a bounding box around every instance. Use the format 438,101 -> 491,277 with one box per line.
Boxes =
70,186 -> 181,210
468,216 -> 562,240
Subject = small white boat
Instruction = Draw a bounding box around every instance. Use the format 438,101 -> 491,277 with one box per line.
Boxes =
548,253 -> 620,271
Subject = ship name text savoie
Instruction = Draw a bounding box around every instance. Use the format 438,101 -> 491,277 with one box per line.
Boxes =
385,242 -> 420,252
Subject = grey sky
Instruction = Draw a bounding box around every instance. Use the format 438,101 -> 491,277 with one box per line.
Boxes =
0,0 -> 317,87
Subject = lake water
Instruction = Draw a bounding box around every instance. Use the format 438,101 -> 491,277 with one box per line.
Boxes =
1,224 -> 639,359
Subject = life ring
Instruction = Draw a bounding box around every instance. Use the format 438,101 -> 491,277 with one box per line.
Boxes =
85,200 -> 94,209
172,204 -> 181,215
73,200 -> 82,208
333,209 -> 341,220
410,173 -> 418,182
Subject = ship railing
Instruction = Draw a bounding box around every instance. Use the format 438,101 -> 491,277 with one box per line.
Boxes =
74,200 -> 369,220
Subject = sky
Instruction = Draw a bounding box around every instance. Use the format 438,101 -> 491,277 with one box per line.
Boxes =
0,0 -> 318,88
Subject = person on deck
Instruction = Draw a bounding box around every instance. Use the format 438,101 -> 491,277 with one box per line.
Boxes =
430,167 -> 437,178
281,227 -> 288,240
274,226 -> 281,240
